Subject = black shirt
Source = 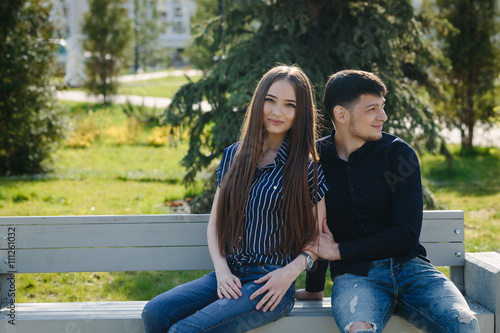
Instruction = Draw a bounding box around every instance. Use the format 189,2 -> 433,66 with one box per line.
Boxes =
307,131 -> 427,289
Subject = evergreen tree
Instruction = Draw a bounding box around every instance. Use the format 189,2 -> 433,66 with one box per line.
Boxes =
0,0 -> 66,174
184,0 -> 221,72
435,0 -> 499,150
82,0 -> 133,104
132,0 -> 167,72
166,1 -> 448,213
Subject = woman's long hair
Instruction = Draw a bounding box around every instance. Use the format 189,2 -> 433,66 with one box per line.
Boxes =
216,64 -> 320,258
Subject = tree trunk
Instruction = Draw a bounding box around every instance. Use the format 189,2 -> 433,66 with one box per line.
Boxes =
461,86 -> 475,149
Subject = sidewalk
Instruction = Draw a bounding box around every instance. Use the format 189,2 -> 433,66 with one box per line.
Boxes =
56,90 -> 173,109
57,69 -> 208,110
117,69 -> 202,83
56,70 -> 499,147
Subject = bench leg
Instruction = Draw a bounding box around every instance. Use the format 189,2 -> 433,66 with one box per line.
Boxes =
450,266 -> 464,294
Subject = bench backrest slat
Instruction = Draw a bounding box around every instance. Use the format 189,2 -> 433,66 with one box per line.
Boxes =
10,247 -> 214,273
0,211 -> 465,274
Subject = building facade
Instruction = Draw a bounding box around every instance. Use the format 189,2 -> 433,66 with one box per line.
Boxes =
50,0 -> 196,85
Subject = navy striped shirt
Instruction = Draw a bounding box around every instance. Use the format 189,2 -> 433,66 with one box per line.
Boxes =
216,139 -> 329,268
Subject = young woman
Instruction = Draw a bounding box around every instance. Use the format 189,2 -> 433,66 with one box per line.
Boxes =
141,64 -> 328,333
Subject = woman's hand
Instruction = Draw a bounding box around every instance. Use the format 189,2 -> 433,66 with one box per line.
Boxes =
216,271 -> 242,300
249,267 -> 297,312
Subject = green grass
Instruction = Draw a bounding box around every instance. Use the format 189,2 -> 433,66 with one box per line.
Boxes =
6,144 -> 498,303
118,75 -> 201,98
3,83 -> 499,302
420,146 -> 500,253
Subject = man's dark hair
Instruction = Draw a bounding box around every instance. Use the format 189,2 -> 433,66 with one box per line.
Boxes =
323,70 -> 388,121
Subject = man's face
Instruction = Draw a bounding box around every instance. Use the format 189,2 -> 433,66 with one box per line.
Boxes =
345,94 -> 387,143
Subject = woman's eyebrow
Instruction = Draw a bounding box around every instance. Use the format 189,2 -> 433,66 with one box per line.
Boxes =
266,93 -> 296,103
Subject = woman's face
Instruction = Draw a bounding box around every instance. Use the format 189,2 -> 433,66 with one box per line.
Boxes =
262,79 -> 296,137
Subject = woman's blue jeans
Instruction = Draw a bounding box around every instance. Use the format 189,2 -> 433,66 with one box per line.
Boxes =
331,257 -> 480,333
141,265 -> 295,333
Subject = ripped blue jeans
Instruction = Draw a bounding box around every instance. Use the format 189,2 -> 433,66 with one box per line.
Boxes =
141,265 -> 295,333
331,257 -> 480,333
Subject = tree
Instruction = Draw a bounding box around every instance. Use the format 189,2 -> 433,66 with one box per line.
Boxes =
0,0 -> 66,175
166,0 -> 449,213
436,0 -> 500,150
184,0 -> 221,72
82,0 -> 132,104
132,0 -> 168,72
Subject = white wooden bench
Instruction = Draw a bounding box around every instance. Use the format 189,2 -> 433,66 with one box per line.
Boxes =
0,210 -> 498,332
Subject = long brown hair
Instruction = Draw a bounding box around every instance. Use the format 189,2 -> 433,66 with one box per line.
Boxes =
216,64 -> 320,258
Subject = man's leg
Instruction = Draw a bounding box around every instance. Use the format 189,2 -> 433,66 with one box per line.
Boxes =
331,260 -> 395,333
395,257 -> 480,333
296,260 -> 329,300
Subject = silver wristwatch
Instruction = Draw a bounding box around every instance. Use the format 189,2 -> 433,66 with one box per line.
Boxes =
300,252 -> 314,272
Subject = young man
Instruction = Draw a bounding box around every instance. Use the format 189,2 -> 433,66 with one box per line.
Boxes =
298,70 -> 480,332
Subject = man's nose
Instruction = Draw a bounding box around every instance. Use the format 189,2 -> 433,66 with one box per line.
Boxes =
378,109 -> 388,122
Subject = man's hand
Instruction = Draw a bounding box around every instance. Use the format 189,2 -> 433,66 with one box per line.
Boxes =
306,218 -> 341,261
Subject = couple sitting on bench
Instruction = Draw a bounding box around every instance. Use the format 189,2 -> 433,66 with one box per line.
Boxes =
141,65 -> 480,333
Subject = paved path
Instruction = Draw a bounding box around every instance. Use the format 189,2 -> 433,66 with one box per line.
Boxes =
57,69 -> 210,110
57,90 -> 173,109
117,69 -> 202,83
56,70 -> 499,147
441,125 -> 500,148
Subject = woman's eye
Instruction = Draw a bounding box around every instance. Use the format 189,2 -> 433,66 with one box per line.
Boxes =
265,98 -> 274,103
287,103 -> 296,108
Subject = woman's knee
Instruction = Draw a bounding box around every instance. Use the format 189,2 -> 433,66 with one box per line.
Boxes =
141,298 -> 173,332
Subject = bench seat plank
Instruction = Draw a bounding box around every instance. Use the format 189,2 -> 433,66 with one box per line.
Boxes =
0,299 -> 493,333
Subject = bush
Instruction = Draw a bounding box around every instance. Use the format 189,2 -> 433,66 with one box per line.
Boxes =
0,0 -> 66,174
65,110 -> 106,148
106,117 -> 142,145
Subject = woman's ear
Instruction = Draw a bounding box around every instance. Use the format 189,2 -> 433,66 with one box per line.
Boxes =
333,105 -> 347,124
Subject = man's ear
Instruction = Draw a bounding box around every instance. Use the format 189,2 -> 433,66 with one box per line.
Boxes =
333,105 -> 347,124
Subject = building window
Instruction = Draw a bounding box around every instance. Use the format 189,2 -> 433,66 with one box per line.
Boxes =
173,21 -> 186,34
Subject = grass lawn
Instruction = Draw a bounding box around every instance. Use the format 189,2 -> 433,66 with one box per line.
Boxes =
3,143 -> 499,302
1,82 -> 498,302
117,75 -> 201,98
420,146 -> 500,253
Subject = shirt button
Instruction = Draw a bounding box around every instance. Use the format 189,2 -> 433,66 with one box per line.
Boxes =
350,187 -> 354,192
347,166 -> 351,170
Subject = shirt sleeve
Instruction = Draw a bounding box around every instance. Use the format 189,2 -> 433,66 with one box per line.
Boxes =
216,143 -> 240,187
339,144 -> 424,262
308,162 -> 330,207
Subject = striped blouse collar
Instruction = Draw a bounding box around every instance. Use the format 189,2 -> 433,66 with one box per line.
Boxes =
275,136 -> 289,166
